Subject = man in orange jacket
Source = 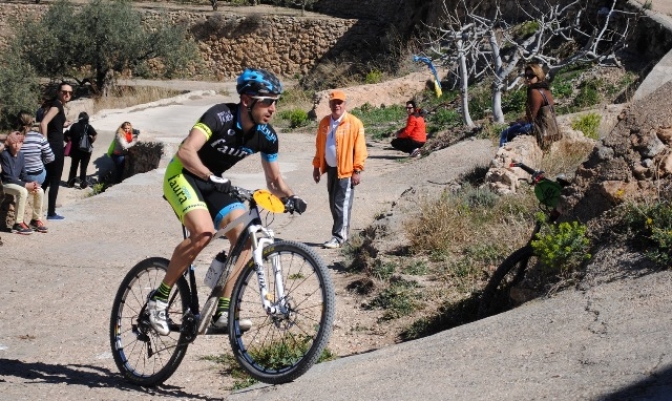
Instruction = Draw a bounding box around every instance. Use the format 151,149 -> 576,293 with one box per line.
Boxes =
391,100 -> 426,158
312,90 -> 367,249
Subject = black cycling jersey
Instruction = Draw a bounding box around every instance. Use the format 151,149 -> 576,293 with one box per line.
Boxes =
192,103 -> 279,175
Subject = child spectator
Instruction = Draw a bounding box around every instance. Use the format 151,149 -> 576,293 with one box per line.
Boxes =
0,131 -> 47,234
17,111 -> 54,185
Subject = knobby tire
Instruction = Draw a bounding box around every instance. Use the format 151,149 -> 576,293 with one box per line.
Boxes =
109,257 -> 191,386
478,245 -> 534,318
229,240 -> 335,384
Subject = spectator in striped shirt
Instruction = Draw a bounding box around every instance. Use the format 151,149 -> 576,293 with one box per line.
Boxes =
16,111 -> 54,186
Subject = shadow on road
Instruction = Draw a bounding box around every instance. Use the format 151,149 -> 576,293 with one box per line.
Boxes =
0,358 -> 221,401
600,364 -> 672,401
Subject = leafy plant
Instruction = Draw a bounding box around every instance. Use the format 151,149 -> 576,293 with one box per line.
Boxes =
573,81 -> 601,108
279,108 -> 309,128
531,221 -> 591,275
571,112 -> 601,140
364,69 -> 383,84
620,202 -> 672,266
0,44 -> 40,129
16,0 -> 199,91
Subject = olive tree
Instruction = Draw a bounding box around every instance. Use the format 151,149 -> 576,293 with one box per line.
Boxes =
15,0 -> 199,94
0,44 -> 41,129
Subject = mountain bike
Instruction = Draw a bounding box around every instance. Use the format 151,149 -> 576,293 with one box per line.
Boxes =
478,162 -> 570,318
109,186 -> 335,386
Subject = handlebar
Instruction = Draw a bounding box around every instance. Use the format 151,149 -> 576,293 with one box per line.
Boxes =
228,186 -> 303,214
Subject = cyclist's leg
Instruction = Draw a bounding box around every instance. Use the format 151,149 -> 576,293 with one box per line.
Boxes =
148,167 -> 213,335
211,206 -> 253,329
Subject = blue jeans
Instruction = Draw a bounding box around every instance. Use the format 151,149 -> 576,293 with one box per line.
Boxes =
25,169 -> 47,186
111,154 -> 125,183
499,123 -> 533,147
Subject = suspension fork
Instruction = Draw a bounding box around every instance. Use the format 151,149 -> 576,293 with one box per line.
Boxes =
249,225 -> 288,315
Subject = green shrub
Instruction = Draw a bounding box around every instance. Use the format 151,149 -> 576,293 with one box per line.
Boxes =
430,108 -> 461,128
551,81 -> 574,99
279,108 -> 309,128
571,112 -> 601,140
364,69 -> 383,84
573,81 -> 601,108
620,202 -> 672,266
531,221 -> 591,275
501,87 -> 527,116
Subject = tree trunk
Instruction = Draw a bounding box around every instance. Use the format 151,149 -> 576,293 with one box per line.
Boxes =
488,30 -> 505,123
457,39 -> 474,127
491,83 -> 504,123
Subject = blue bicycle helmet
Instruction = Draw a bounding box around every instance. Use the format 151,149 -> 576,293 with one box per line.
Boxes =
236,68 -> 283,96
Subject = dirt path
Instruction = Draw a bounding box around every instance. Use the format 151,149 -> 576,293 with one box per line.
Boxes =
0,85 -> 495,399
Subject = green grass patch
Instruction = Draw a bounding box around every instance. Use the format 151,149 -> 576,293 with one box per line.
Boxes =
367,278 -> 423,321
571,112 -> 601,140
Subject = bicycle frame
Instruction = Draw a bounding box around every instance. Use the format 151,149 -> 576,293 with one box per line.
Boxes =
177,189 -> 288,336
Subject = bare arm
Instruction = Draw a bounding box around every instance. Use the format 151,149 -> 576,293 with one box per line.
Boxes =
176,127 -> 213,180
40,107 -> 59,138
262,158 -> 293,199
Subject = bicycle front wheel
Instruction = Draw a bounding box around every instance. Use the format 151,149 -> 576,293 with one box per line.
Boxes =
229,240 -> 335,384
478,245 -> 535,318
109,257 -> 191,386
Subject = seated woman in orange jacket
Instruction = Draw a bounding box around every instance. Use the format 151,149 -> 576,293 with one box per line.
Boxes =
391,100 -> 426,158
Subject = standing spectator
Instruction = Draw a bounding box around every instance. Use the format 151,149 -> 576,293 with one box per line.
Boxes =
391,100 -> 427,157
16,111 -> 54,186
66,112 -> 97,189
312,90 -> 368,249
499,63 -> 555,147
110,121 -> 139,183
40,82 -> 73,220
1,131 -> 47,234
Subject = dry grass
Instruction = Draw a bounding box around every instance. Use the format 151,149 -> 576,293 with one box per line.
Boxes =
92,86 -> 185,114
540,140 -> 595,177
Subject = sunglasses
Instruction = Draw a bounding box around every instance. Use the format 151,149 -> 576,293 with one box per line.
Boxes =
61,90 -> 73,95
406,106 -> 414,110
525,74 -> 536,79
252,96 -> 279,107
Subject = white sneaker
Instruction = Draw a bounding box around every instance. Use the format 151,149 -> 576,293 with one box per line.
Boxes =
410,148 -> 422,158
323,237 -> 341,249
147,298 -> 170,336
213,311 -> 252,332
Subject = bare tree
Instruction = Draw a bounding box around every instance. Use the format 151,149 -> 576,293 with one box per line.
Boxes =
421,1 -> 487,127
425,0 -> 638,124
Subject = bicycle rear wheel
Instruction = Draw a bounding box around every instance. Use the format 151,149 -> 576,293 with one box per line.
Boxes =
109,257 -> 191,386
229,240 -> 335,384
478,245 -> 535,318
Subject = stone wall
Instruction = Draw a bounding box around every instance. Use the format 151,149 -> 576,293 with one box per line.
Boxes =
0,3 -> 387,80
1,0 -> 670,81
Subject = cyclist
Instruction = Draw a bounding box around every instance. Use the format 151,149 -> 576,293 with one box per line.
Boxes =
148,68 -> 307,335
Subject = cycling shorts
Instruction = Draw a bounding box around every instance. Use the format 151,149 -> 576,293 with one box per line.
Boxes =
163,158 -> 245,228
